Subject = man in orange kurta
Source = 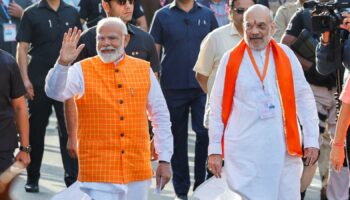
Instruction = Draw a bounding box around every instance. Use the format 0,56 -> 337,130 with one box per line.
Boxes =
45,17 -> 173,200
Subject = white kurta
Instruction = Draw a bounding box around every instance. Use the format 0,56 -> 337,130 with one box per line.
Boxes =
208,43 -> 319,200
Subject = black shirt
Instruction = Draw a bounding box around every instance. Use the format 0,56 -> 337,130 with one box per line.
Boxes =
0,49 -> 26,151
16,0 -> 81,87
79,0 -> 106,28
285,8 -> 336,88
76,23 -> 160,72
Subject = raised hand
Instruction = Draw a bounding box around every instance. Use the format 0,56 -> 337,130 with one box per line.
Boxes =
58,27 -> 85,66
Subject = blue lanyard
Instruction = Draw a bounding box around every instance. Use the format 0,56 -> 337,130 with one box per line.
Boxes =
1,4 -> 11,23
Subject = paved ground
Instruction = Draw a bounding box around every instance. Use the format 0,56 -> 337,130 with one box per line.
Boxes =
9,115 -> 322,200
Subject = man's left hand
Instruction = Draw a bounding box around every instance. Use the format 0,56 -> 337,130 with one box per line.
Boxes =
8,1 -> 24,18
303,147 -> 319,166
155,162 -> 171,190
15,151 -> 30,167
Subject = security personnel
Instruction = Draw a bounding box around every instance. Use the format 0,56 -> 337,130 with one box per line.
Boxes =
150,1 -> 218,199
16,0 -> 81,192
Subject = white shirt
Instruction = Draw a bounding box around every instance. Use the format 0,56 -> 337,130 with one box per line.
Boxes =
45,60 -> 173,162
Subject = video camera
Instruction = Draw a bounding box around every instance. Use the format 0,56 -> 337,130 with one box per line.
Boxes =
304,0 -> 350,33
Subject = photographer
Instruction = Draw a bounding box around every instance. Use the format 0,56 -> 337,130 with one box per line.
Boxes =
316,10 -> 350,200
281,1 -> 345,199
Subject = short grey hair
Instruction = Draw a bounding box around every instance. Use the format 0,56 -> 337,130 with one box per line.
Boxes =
96,17 -> 128,35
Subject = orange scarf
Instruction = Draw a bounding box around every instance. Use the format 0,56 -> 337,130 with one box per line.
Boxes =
221,39 -> 302,157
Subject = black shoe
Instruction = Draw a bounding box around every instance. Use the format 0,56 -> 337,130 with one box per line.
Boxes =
301,191 -> 306,200
24,182 -> 39,193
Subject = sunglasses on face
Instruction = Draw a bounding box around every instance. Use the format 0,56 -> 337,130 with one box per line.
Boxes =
114,0 -> 134,5
232,7 -> 246,14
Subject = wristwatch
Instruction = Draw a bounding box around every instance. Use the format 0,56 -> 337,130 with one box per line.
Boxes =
20,145 -> 32,153
159,160 -> 170,164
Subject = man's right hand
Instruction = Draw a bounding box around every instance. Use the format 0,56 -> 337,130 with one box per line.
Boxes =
58,27 -> 85,66
208,154 -> 223,178
23,80 -> 34,100
67,136 -> 78,159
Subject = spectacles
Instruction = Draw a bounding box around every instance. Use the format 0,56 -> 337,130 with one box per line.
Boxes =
114,0 -> 134,5
232,7 -> 246,14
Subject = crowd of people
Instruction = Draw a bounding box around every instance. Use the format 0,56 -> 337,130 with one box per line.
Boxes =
1,0 -> 350,200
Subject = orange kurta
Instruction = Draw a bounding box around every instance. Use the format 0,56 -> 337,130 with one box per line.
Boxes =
76,55 -> 152,184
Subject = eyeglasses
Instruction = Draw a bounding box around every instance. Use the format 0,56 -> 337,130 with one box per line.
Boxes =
232,7 -> 246,14
114,0 -> 134,5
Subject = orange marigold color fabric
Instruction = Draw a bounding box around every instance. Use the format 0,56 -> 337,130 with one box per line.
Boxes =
222,39 -> 302,157
76,55 -> 152,184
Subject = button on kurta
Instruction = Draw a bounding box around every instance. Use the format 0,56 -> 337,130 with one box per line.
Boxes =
120,133 -> 124,137
120,116 -> 124,120
118,84 -> 122,88
121,150 -> 125,154
115,68 -> 119,72
119,100 -> 124,104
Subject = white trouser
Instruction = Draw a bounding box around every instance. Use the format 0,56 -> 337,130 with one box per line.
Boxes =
79,179 -> 151,200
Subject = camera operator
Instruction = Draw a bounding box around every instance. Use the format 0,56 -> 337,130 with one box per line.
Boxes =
316,10 -> 350,200
281,1 -> 348,199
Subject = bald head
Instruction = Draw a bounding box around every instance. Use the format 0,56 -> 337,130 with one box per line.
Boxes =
244,4 -> 273,24
242,4 -> 275,51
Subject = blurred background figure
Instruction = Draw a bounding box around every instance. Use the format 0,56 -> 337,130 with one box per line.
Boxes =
140,0 -> 173,28
273,0 -> 304,42
257,0 -> 294,15
197,0 -> 229,27
0,0 -> 32,57
63,0 -> 79,10
79,0 -> 106,28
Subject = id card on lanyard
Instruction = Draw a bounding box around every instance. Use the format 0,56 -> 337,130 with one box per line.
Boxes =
1,3 -> 17,42
247,44 -> 276,119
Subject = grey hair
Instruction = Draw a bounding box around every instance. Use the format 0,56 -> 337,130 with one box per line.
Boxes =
96,17 -> 128,35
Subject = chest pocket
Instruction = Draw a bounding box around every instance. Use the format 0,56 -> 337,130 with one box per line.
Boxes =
191,17 -> 211,39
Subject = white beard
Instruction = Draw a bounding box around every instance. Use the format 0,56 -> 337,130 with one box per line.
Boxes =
244,34 -> 272,51
97,41 -> 124,63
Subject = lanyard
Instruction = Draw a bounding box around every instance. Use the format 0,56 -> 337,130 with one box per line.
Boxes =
0,3 -> 11,23
246,43 -> 271,90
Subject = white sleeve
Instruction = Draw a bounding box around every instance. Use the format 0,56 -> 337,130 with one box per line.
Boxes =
208,52 -> 230,155
45,62 -> 85,102
146,69 -> 173,162
282,45 -> 319,149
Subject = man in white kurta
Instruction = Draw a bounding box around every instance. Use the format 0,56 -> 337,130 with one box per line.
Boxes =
207,5 -> 319,200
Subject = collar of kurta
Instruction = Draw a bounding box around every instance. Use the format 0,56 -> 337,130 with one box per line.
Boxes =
221,39 -> 302,157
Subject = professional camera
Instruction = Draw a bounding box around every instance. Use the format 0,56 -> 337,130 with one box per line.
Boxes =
304,0 -> 350,33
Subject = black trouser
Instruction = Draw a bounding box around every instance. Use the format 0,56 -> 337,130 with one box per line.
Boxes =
163,89 -> 208,196
0,151 -> 14,174
26,87 -> 78,187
